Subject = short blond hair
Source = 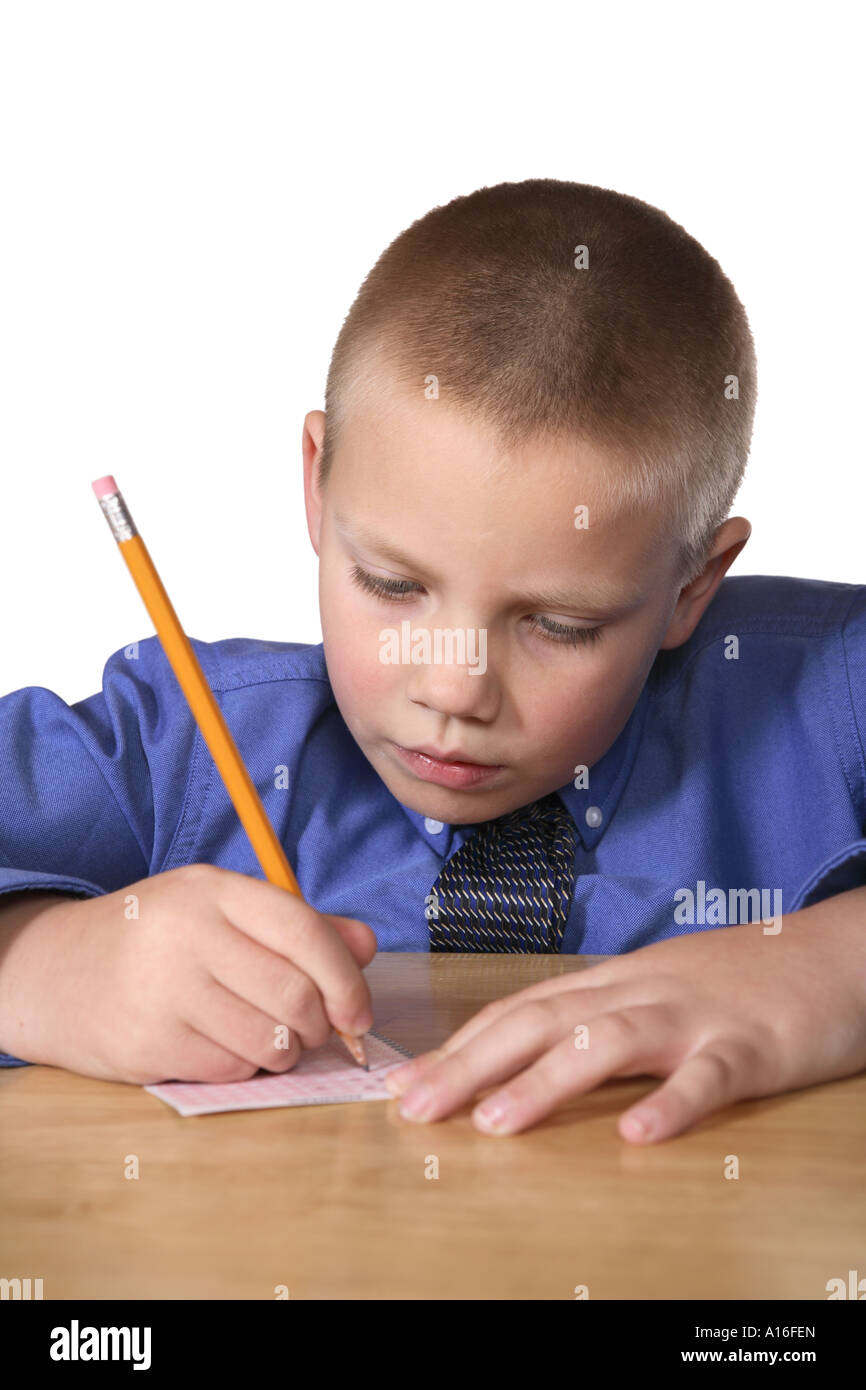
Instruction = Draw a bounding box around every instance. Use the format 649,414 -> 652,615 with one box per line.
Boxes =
319,178 -> 757,585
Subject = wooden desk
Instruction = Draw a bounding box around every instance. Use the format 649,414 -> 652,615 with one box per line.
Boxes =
1,953 -> 864,1300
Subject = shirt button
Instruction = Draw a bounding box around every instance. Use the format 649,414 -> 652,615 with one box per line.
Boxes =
424,818 -> 445,835
585,806 -> 603,828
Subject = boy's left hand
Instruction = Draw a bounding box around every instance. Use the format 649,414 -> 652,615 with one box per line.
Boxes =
384,899 -> 866,1142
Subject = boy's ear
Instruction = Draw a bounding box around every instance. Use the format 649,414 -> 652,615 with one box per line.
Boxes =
302,410 -> 327,556
658,517 -> 752,650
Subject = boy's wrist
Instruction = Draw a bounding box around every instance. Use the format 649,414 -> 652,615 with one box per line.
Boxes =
0,894 -> 79,1062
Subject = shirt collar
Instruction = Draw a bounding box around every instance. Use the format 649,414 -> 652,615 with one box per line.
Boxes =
396,675 -> 653,857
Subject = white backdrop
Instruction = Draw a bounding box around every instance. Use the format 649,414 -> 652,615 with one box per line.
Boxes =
1,0 -> 862,703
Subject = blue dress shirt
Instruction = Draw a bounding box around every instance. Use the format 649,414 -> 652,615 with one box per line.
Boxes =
1,574 -> 865,1068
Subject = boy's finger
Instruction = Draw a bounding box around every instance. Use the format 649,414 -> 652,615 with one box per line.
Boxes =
392,1005 -> 562,1123
465,1003 -> 683,1134
206,920 -> 335,1049
147,1024 -> 273,1087
387,977 -> 636,1094
214,872 -> 374,1034
385,1048 -> 448,1095
184,977 -> 305,1074
469,1030 -> 615,1134
327,915 -> 379,967
618,1044 -> 751,1144
396,995 -> 659,1125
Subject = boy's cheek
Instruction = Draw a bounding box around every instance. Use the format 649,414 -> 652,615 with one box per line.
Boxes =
322,614 -> 396,713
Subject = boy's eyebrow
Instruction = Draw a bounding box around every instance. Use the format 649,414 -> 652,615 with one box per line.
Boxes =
334,513 -> 647,614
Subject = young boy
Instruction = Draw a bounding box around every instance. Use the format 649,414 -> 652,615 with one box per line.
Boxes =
1,178 -> 864,1145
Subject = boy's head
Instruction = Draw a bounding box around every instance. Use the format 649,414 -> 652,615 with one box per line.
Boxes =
302,178 -> 756,824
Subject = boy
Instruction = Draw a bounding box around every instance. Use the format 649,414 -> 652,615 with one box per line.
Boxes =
1,178 -> 865,1145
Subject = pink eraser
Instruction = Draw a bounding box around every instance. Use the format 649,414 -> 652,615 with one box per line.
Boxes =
91,475 -> 119,499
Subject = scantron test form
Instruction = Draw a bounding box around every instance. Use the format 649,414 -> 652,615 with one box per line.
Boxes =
144,1031 -> 415,1117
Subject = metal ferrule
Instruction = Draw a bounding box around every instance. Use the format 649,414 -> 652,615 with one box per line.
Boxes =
98,489 -> 138,543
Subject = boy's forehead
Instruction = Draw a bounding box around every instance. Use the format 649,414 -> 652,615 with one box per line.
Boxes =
329,394 -> 676,601
335,386 -> 624,503
334,389 -> 665,534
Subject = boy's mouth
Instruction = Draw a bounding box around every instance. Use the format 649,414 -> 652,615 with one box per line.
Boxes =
390,742 -> 504,790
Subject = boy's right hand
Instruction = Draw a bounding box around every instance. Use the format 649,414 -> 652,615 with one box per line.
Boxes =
0,864 -> 377,1084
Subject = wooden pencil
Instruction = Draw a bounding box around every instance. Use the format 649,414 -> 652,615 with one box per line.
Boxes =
91,475 -> 368,1070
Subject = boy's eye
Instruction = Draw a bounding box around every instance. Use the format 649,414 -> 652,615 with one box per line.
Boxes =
349,564 -> 605,647
526,615 -> 605,647
350,564 -> 420,601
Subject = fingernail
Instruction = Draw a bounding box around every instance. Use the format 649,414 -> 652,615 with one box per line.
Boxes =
352,1011 -> 374,1034
399,1083 -> 434,1121
474,1094 -> 512,1132
624,1107 -> 656,1140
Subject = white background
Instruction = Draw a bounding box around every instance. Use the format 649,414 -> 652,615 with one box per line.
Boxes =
1,1 -> 863,702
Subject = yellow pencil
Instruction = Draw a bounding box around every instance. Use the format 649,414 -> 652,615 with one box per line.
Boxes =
91,475 -> 368,1070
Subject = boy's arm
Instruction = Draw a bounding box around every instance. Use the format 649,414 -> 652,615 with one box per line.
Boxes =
0,891 -> 79,1065
0,638 -> 199,1065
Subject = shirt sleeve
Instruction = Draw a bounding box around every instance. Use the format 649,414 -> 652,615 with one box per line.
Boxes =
790,587 -> 866,912
0,635 -> 201,1066
841,585 -> 866,831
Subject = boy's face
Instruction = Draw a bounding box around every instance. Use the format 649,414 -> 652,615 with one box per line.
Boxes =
303,388 -> 746,825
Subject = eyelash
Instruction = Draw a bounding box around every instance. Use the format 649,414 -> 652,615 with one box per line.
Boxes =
349,564 -> 605,648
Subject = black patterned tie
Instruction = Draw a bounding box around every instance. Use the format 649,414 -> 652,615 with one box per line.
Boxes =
426,792 -> 578,952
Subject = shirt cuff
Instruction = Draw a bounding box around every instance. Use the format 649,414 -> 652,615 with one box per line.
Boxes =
789,840 -> 866,912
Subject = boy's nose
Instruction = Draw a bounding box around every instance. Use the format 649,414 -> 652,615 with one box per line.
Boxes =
405,656 -> 500,723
